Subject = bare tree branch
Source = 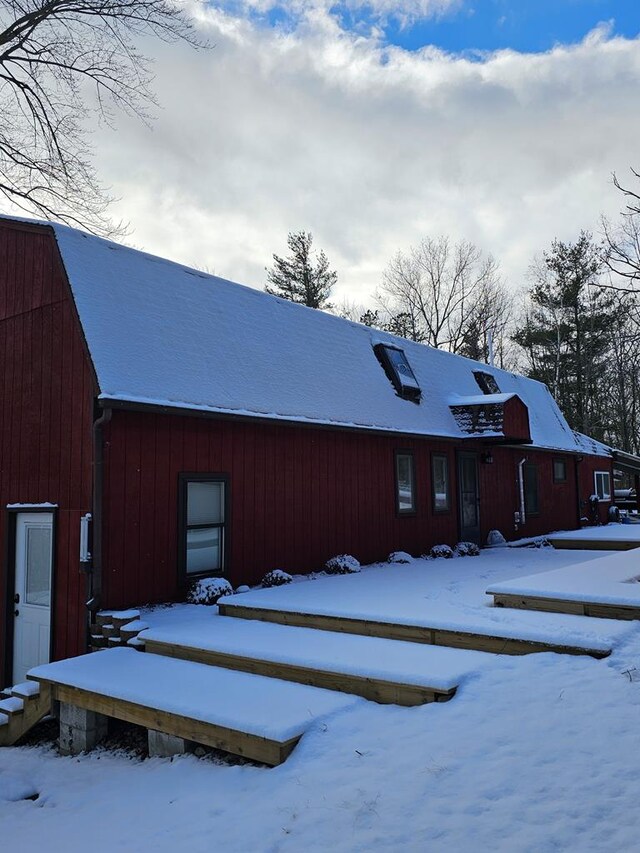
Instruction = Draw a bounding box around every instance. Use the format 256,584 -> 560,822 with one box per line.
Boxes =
0,0 -> 205,235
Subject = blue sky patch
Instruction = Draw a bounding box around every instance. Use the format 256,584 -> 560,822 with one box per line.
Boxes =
242,0 -> 639,54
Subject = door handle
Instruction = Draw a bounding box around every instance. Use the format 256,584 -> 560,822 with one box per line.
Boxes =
14,609 -> 19,617
14,593 -> 20,604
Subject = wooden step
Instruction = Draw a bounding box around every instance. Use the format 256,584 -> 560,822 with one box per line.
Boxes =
0,683 -> 51,747
28,649 -> 362,765
217,602 -> 611,659
0,696 -> 24,717
141,619 -> 495,706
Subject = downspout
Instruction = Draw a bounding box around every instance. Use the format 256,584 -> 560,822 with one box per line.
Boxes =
517,457 -> 527,528
88,406 -> 112,615
574,456 -> 583,527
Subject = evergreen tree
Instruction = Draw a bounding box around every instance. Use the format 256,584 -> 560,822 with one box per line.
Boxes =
512,232 -> 621,438
265,231 -> 336,309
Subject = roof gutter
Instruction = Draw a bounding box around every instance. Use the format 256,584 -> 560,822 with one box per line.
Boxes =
88,405 -> 111,614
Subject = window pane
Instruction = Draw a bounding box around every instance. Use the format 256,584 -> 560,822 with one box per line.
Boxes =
396,454 -> 415,512
432,456 -> 449,511
25,526 -> 52,606
595,472 -> 611,500
187,482 -> 224,525
554,460 -> 566,482
186,527 -> 222,574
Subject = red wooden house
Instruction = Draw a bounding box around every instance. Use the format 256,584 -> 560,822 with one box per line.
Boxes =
0,216 -> 623,685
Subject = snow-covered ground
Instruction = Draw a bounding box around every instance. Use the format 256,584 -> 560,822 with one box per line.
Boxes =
3,545 -> 640,851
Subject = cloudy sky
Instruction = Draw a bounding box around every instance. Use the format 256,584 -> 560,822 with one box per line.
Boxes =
91,0 -> 640,304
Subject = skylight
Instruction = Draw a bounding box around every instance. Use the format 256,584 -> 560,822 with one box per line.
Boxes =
374,344 -> 421,402
473,370 -> 500,395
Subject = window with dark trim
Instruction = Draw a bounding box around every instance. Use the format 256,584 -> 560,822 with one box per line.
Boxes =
374,344 -> 421,402
395,452 -> 416,514
432,454 -> 450,512
473,370 -> 500,395
179,474 -> 227,576
553,459 -> 567,483
524,463 -> 539,515
594,471 -> 612,502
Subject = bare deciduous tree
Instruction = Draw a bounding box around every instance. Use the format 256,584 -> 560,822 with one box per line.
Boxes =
0,0 -> 202,234
602,169 -> 640,289
377,236 -> 506,355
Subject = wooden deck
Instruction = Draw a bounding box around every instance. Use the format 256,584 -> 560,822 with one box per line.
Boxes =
492,592 -> 640,621
33,677 -> 298,766
217,603 -> 611,658
548,537 -> 640,551
144,637 -> 456,706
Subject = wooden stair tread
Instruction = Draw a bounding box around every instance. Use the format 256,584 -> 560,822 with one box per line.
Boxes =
0,697 -> 24,716
142,618 -> 494,705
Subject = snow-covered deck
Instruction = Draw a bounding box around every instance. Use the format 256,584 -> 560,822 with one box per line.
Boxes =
547,521 -> 640,550
29,648 -> 362,765
487,548 -> 640,619
210,548 -> 633,657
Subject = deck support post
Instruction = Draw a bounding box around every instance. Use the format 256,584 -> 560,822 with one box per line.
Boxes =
58,702 -> 108,755
148,729 -> 191,757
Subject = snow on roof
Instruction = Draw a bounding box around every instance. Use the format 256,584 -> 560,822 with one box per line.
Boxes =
5,217 -> 609,455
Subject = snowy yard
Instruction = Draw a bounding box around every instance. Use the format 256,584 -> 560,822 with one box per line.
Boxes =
3,545 -> 640,851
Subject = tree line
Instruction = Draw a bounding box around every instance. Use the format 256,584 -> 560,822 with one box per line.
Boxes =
265,170 -> 640,455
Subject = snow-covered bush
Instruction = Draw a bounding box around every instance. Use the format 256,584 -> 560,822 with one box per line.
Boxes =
429,544 -> 454,559
455,541 -> 480,557
186,577 -> 233,605
261,569 -> 293,588
234,585 -> 250,594
388,551 -> 413,564
531,536 -> 551,549
325,554 -> 361,574
486,529 -> 506,547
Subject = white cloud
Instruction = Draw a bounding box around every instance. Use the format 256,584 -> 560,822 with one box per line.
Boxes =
91,14 -> 640,305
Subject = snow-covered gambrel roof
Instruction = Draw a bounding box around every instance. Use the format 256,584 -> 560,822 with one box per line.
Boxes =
22,218 -> 609,456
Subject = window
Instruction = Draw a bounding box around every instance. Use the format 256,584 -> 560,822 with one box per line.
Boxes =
524,463 -> 539,516
432,454 -> 450,512
473,371 -> 500,395
553,459 -> 567,483
179,475 -> 227,576
374,344 -> 421,402
395,452 -> 416,514
594,471 -> 612,502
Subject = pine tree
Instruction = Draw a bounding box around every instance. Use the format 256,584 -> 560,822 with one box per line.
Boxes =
512,232 -> 621,438
265,231 -> 336,309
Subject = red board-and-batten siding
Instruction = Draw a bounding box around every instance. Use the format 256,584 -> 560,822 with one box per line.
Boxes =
100,409 -> 602,607
0,222 -> 96,683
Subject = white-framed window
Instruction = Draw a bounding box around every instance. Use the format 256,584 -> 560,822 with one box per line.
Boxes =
594,471 -> 612,502
179,475 -> 227,576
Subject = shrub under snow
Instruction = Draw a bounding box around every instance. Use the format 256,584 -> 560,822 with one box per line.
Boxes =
187,577 -> 233,605
261,569 -> 293,588
429,544 -> 454,559
388,551 -> 413,564
455,541 -> 480,557
325,554 -> 361,574
486,529 -> 507,547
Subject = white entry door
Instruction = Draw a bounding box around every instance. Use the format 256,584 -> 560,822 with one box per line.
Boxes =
12,513 -> 54,684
